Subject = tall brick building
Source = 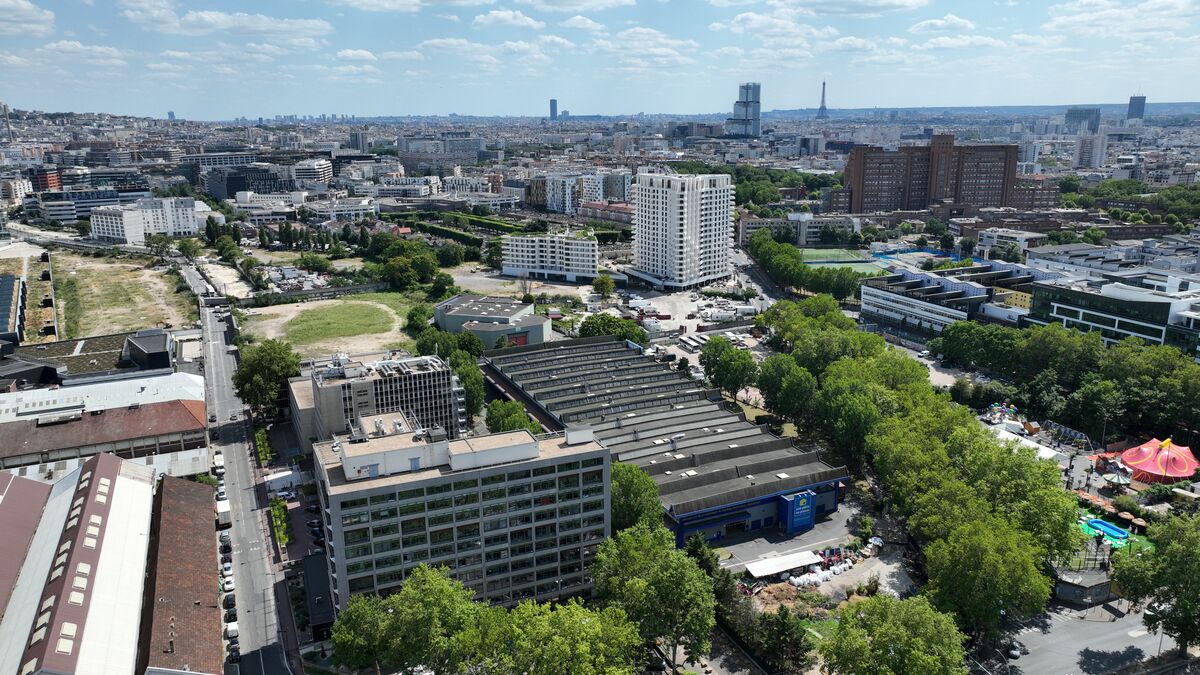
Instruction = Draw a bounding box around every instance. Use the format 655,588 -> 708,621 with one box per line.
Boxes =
842,134 -> 1018,213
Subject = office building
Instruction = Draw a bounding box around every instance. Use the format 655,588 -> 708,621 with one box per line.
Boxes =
180,152 -> 257,171
841,134 -> 1019,213
483,337 -> 850,546
629,173 -> 734,290
726,82 -> 762,137
434,295 -> 552,347
313,414 -> 609,609
738,213 -> 861,247
442,176 -> 491,193
977,227 -> 1049,258
89,197 -> 210,245
201,164 -> 295,201
166,110 -> 175,121
550,99 -> 558,120
29,166 -> 61,192
1127,96 -> 1147,120
1073,135 -> 1108,169
307,197 -> 377,222
1029,270 -> 1200,358
289,353 -> 466,451
292,158 -> 334,184
860,261 -> 1064,334
1,177 -> 33,204
348,131 -> 370,152
23,186 -> 152,224
1065,107 -> 1102,134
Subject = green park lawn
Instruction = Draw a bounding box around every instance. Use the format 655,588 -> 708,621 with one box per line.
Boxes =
284,301 -> 395,345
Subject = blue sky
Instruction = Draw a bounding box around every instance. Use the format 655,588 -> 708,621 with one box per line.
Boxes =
1,0 -> 1197,119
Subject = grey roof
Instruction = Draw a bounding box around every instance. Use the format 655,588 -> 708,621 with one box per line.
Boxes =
484,336 -> 849,518
438,294 -> 530,320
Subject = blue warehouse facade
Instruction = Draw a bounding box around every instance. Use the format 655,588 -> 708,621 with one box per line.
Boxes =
482,336 -> 850,548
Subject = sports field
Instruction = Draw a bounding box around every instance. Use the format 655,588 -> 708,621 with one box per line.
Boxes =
806,261 -> 889,274
795,248 -> 868,262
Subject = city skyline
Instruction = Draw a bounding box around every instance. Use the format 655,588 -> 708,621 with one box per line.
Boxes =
1,0 -> 1197,120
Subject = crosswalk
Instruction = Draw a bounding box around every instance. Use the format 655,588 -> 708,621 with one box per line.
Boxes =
1014,610 -> 1077,635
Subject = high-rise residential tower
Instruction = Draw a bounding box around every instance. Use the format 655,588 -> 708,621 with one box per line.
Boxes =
725,83 -> 761,137
1065,107 -> 1102,134
629,173 -> 734,290
550,98 -> 558,120
1127,95 -> 1146,120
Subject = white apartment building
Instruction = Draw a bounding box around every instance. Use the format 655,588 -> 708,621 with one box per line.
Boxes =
89,197 -> 210,245
313,418 -> 610,610
232,191 -> 309,207
292,158 -> 334,184
308,198 -> 377,222
382,175 -> 442,194
545,175 -> 579,215
1074,135 -> 1108,169
978,227 -> 1049,257
0,177 -> 32,204
180,151 -> 256,170
502,231 -> 600,282
630,173 -> 734,290
442,176 -> 491,193
578,175 -> 604,205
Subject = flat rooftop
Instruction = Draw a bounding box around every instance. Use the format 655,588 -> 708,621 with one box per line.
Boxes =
437,294 -> 530,320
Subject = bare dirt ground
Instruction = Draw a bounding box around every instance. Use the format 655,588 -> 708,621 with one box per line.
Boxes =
201,262 -> 254,298
253,249 -> 364,271
243,297 -> 408,359
53,253 -> 195,337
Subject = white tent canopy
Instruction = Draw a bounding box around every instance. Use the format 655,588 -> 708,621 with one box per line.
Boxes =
745,550 -> 822,579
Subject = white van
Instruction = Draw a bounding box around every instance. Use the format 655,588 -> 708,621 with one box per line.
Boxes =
225,622 -> 239,639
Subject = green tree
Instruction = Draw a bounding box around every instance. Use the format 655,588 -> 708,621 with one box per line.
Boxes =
938,233 -> 955,252
758,605 -> 816,673
449,350 -> 485,421
384,565 -> 480,673
145,233 -> 173,260
593,523 -> 716,674
436,242 -> 466,267
485,399 -> 542,434
415,327 -> 460,359
176,237 -> 201,260
405,304 -> 433,334
484,239 -> 503,269
578,313 -> 648,346
1066,375 -> 1125,443
611,462 -> 661,531
699,336 -> 735,386
412,252 -> 439,282
430,272 -> 455,298
820,595 -> 968,675
502,600 -> 641,674
712,348 -> 758,400
925,521 -> 1052,636
330,594 -> 392,674
232,339 -> 300,414
593,273 -> 615,302
382,256 -> 418,289
1111,514 -> 1200,656
295,252 -> 332,273
456,331 -> 485,358
959,238 -> 976,258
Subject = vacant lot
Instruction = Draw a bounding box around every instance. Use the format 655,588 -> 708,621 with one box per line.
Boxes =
253,249 -> 365,271
243,291 -> 426,358
51,253 -> 197,338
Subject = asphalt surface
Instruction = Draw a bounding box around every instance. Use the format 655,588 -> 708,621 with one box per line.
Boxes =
183,266 -> 292,675
973,603 -> 1177,675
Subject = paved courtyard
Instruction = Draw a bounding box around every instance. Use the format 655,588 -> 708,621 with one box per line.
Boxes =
718,499 -> 860,574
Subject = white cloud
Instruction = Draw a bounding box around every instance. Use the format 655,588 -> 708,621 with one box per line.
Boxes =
914,34 -> 1006,49
709,9 -> 838,52
472,9 -> 545,28
766,0 -> 928,15
1009,33 -> 1063,46
538,34 -> 576,48
827,36 -> 876,51
325,0 -> 421,11
0,52 -> 33,66
41,40 -> 127,66
336,48 -> 378,60
380,49 -> 425,59
0,0 -> 55,36
146,61 -> 189,72
245,42 -> 288,56
436,13 -> 461,20
712,46 -> 744,57
118,0 -> 333,39
908,13 -> 975,33
560,14 -> 605,30
1043,0 -> 1198,37
515,0 -> 635,12
591,26 -> 699,70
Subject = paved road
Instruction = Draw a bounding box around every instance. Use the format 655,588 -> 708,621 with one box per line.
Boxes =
973,603 -> 1177,675
189,271 -> 291,675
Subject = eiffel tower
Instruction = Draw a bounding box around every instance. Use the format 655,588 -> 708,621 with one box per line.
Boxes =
816,81 -> 829,120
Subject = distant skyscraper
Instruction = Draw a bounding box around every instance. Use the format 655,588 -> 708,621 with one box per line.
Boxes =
725,82 -> 761,137
167,110 -> 175,121
349,131 -> 370,152
550,98 -> 558,120
1065,107 -> 1101,134
1073,134 -> 1108,169
1127,95 -> 1146,120
816,81 -> 829,120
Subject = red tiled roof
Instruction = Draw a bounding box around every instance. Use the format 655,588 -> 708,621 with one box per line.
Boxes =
0,473 -> 51,616
0,400 -> 207,460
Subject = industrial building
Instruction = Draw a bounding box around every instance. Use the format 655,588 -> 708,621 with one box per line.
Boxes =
434,295 -> 551,347
313,412 -> 609,610
482,337 -> 850,546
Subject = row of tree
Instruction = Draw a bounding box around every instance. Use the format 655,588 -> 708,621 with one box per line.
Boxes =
748,229 -> 875,301
754,297 -> 1077,638
930,321 -> 1200,444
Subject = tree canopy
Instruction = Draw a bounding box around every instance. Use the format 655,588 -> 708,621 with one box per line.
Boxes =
611,462 -> 662,532
1112,514 -> 1200,655
232,339 -> 300,413
485,399 -> 542,434
578,313 -> 648,346
820,595 -> 968,675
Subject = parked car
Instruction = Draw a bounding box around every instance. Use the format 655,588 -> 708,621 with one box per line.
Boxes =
305,504 -> 320,513
313,537 -> 325,546
225,608 -> 238,623
227,650 -> 240,664
306,518 -> 322,528
219,532 -> 231,545
229,413 -> 238,421
222,577 -> 235,592
223,594 -> 237,609
216,488 -> 227,500
277,489 -> 296,500
226,636 -> 239,651
208,414 -> 217,423
221,561 -> 233,576
221,553 -> 232,564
